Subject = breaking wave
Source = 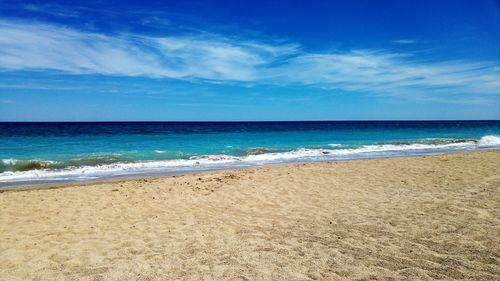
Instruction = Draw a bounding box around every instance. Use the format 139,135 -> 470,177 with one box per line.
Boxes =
1,135 -> 499,185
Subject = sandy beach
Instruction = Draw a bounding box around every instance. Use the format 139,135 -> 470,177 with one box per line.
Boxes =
0,150 -> 499,280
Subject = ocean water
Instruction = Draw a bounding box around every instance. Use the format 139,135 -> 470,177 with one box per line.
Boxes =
1,121 -> 499,187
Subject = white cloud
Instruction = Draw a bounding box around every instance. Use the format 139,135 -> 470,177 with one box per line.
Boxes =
154,37 -> 298,81
0,20 -> 499,102
22,3 -> 80,18
0,22 -> 173,77
393,39 -> 416,44
269,51 -> 500,97
0,21 -> 297,81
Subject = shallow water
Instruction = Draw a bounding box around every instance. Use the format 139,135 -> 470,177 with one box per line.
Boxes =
1,121 -> 499,186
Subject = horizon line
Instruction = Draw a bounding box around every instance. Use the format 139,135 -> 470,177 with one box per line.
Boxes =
1,119 -> 499,123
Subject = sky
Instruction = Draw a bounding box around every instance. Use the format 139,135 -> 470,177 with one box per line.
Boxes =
0,0 -> 499,121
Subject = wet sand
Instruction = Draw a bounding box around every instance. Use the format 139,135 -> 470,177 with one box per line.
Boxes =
1,150 -> 499,280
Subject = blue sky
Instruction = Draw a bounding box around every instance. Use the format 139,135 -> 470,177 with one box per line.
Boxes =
0,0 -> 499,121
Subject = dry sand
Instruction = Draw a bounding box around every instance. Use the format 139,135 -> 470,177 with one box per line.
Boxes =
1,150 -> 499,280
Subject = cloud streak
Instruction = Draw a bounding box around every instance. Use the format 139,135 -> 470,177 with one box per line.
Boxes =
0,21 -> 297,81
393,39 -> 416,44
22,3 -> 81,18
0,20 -> 499,102
270,51 -> 500,98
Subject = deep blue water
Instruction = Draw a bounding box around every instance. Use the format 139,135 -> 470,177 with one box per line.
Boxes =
1,121 -> 499,186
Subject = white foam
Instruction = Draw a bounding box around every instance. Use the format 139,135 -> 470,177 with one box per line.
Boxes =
328,144 -> 342,147
0,155 -> 245,182
478,135 -> 500,147
1,159 -> 56,165
189,154 -> 240,162
1,135 -> 499,184
2,159 -> 18,165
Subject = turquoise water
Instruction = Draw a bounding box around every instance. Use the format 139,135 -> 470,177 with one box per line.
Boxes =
1,121 -> 499,186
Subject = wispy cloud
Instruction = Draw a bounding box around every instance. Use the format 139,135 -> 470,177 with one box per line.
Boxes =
393,39 -> 416,44
269,51 -> 500,99
0,21 -> 298,81
22,3 -> 80,18
0,20 -> 499,102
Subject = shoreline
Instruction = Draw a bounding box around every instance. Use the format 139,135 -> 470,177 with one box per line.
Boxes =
2,148 -> 499,191
1,150 -> 499,280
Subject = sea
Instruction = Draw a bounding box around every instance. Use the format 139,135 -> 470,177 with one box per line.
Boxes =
1,121 -> 499,187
